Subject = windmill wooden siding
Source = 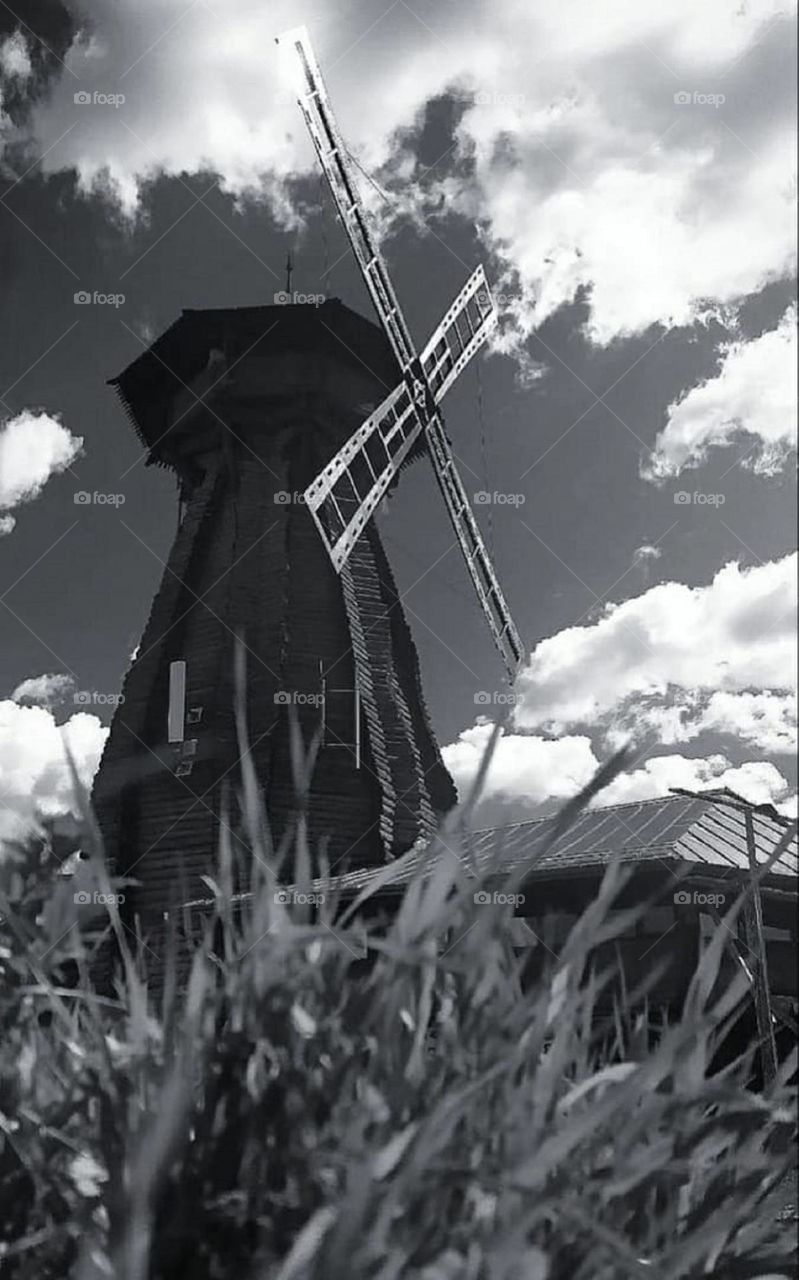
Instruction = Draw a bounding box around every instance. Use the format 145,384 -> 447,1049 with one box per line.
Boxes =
93,302 -> 457,932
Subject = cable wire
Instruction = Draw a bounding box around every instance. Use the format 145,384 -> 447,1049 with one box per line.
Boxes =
318,172 -> 331,294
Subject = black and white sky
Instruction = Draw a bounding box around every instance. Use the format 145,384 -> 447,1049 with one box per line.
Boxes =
0,0 -> 796,841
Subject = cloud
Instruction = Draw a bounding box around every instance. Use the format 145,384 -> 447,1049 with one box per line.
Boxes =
16,0 -> 796,343
23,4 -> 322,219
0,410 -> 83,524
1,32 -> 33,160
644,307 -> 798,479
1,6 -> 75,177
0,515 -> 15,537
445,554 -> 797,822
682,690 -> 796,754
441,721 -> 797,824
11,673 -> 76,707
0,32 -> 32,82
600,689 -> 798,756
596,752 -> 794,811
437,2 -> 796,345
442,720 -> 599,810
0,699 -> 107,845
512,553 -> 797,749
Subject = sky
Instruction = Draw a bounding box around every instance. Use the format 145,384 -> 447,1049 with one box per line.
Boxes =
0,0 -> 796,843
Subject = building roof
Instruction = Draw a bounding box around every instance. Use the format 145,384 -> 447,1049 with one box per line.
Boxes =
183,788 -> 798,910
109,299 -> 402,462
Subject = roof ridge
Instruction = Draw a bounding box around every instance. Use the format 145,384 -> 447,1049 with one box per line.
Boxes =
472,790 -> 702,836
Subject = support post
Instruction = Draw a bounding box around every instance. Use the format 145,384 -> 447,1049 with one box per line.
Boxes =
742,807 -> 778,1085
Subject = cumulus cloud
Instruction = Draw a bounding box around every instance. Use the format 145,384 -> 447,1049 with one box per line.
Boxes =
15,0 -> 796,342
442,720 -> 599,812
11,673 -> 76,707
441,551 -> 797,821
644,307 -> 798,479
678,690 -> 796,754
441,719 -> 796,823
24,4 -> 322,218
597,752 -> 794,811
604,690 -> 798,756
443,553 -> 797,820
0,699 -> 107,844
513,553 -> 797,748
0,515 -> 15,537
0,410 -> 83,525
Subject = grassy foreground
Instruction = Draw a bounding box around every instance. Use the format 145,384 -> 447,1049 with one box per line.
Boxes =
0,731 -> 796,1280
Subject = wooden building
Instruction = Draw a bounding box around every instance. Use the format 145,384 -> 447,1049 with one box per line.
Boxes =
92,301 -> 457,930
229,788 -> 797,1018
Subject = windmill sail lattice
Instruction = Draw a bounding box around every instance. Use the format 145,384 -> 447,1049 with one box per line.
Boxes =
278,26 -> 524,678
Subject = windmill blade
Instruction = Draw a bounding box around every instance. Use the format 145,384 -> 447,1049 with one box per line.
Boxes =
277,26 -> 416,372
304,267 -> 496,570
425,413 -> 525,679
420,265 -> 497,402
306,387 -> 525,676
305,381 -> 425,571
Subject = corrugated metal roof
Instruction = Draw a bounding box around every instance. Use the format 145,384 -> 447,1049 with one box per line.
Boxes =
182,788 -> 798,910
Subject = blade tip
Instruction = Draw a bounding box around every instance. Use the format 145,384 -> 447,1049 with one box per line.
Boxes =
275,24 -> 309,46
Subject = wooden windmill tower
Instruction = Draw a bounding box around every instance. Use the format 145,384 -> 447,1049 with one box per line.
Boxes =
92,28 -> 523,927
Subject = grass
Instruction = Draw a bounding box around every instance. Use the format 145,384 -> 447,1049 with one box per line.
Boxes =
0,717 -> 796,1279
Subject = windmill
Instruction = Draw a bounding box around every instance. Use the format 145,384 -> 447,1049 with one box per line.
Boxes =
91,29 -> 522,934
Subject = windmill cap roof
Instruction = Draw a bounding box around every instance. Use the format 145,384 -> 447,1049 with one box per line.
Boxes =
109,299 -> 401,458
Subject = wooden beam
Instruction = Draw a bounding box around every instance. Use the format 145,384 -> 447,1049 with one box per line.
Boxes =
743,807 -> 778,1084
